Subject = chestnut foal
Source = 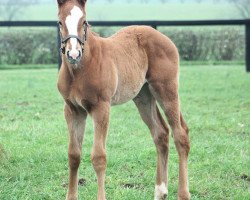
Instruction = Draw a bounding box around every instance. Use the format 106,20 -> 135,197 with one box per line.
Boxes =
56,0 -> 190,199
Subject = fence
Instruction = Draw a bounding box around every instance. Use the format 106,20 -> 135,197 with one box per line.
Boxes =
0,19 -> 250,72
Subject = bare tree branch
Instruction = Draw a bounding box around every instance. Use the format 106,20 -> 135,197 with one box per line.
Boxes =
0,0 -> 36,21
229,0 -> 250,18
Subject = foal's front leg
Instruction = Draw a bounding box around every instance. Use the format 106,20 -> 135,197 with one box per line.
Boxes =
90,102 -> 110,200
64,104 -> 87,200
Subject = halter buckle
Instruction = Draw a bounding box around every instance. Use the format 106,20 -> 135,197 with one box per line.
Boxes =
61,43 -> 66,54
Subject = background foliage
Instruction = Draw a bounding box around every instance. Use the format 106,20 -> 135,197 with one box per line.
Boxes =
0,29 -> 58,65
160,27 -> 245,61
0,27 -> 244,65
0,0 -> 247,66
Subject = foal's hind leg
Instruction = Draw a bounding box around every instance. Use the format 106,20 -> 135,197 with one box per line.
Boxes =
133,84 -> 170,200
148,65 -> 190,200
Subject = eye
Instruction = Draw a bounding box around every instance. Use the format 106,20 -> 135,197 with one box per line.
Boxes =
58,21 -> 62,27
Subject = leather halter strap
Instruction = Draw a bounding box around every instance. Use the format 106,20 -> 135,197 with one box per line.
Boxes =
59,21 -> 88,54
61,35 -> 85,44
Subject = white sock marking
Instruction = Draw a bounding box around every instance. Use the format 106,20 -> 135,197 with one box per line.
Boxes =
154,182 -> 167,200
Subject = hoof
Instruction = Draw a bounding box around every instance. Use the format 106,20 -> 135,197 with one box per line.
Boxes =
154,193 -> 168,200
66,194 -> 78,200
178,191 -> 191,200
162,193 -> 168,200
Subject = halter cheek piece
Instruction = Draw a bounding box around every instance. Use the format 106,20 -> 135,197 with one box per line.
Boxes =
58,21 -> 88,55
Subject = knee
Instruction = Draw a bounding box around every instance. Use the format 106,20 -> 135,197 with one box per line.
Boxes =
153,131 -> 169,154
91,153 -> 107,172
68,151 -> 81,170
182,122 -> 189,135
180,114 -> 189,135
173,130 -> 190,155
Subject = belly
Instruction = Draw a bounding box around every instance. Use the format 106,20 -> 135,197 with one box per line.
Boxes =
111,70 -> 146,106
107,35 -> 149,105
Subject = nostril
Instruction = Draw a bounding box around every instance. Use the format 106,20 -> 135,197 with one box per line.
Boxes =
77,50 -> 81,59
67,51 -> 72,59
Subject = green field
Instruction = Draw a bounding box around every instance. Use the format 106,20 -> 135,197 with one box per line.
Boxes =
0,3 -> 242,21
0,65 -> 249,199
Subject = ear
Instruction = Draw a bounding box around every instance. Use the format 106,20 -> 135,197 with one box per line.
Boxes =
57,0 -> 66,6
78,0 -> 87,4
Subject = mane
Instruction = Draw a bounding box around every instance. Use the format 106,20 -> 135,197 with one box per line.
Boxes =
92,32 -> 100,37
87,23 -> 100,37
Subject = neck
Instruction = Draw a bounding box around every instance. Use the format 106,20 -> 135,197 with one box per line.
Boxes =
82,28 -> 98,66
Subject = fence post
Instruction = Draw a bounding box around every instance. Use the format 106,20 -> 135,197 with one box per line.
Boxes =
57,25 -> 62,70
246,19 -> 250,72
151,22 -> 157,30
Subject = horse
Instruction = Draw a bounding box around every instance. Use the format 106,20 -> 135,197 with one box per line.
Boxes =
56,0 -> 190,199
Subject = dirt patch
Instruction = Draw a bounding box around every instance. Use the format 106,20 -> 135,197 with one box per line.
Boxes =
121,183 -> 144,190
0,105 -> 8,110
62,182 -> 68,188
78,178 -> 86,186
240,174 -> 250,181
16,101 -> 29,106
0,145 -> 6,157
0,144 -> 8,161
62,178 -> 87,188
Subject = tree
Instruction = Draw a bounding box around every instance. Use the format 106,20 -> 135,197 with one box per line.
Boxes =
229,0 -> 250,18
126,0 -> 134,3
196,0 -> 250,18
0,0 -> 37,21
140,0 -> 150,4
106,0 -> 115,3
159,0 -> 169,3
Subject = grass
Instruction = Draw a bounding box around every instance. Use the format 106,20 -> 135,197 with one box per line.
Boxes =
0,61 -> 245,70
0,65 -> 249,199
0,3 -> 242,21
0,64 -> 56,70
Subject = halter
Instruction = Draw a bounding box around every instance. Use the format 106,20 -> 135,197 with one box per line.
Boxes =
58,21 -> 88,55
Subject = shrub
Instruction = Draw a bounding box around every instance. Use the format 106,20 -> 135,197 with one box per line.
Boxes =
0,27 -> 245,65
0,29 -> 58,65
160,27 -> 245,61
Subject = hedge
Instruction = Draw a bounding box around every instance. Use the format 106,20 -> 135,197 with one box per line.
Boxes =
0,27 -> 245,65
160,27 -> 245,61
0,29 -> 58,65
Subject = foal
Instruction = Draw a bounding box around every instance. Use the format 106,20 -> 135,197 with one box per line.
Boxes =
57,0 -> 190,200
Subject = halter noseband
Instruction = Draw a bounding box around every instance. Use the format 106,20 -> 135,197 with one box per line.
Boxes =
59,21 -> 88,55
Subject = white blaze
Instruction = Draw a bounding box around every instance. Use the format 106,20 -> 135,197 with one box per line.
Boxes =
65,6 -> 83,56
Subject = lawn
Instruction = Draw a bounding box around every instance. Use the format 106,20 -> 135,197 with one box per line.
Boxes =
0,65 -> 249,199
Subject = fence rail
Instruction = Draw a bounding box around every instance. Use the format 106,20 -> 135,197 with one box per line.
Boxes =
0,20 -> 250,72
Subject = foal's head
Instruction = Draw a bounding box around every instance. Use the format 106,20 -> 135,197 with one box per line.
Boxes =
57,0 -> 87,65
